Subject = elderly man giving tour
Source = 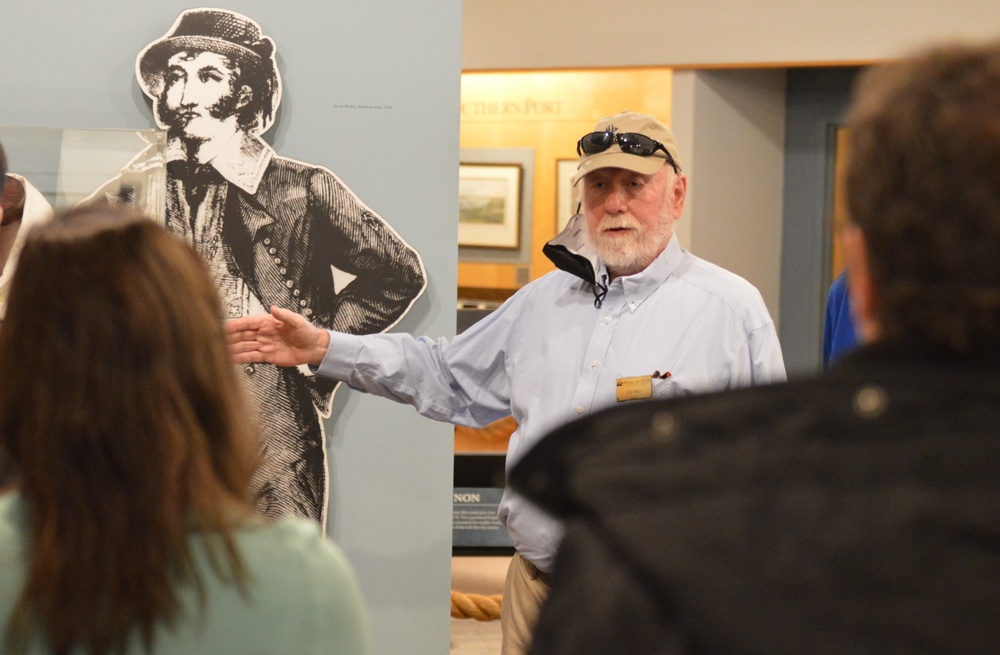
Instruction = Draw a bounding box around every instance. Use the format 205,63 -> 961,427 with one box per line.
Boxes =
226,110 -> 785,654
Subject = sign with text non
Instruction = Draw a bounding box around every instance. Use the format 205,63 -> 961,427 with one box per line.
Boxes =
452,486 -> 513,548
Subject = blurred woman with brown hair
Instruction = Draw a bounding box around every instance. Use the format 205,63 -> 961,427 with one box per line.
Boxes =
0,204 -> 371,655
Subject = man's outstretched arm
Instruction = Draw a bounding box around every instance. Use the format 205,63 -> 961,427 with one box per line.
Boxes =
226,305 -> 331,367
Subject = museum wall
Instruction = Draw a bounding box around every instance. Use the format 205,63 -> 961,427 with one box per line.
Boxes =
462,0 -> 1000,70
0,2 -> 461,654
671,69 -> 787,328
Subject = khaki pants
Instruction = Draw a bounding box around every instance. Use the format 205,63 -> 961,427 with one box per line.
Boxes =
500,553 -> 551,655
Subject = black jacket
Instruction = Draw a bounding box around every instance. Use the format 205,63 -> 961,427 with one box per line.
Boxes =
510,345 -> 1000,654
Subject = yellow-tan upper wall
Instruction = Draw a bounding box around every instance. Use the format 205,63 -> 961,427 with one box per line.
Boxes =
463,0 -> 1000,70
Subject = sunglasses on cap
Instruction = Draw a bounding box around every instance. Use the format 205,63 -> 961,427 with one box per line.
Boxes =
576,131 -> 679,173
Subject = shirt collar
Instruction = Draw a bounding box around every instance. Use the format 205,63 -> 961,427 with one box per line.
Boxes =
165,131 -> 274,195
609,235 -> 683,309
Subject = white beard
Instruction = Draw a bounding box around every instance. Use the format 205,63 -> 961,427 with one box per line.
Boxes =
590,213 -> 673,278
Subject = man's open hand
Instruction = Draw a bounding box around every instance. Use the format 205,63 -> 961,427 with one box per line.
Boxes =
225,305 -> 331,368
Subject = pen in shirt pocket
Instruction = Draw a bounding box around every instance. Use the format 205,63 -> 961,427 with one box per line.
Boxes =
652,370 -> 671,379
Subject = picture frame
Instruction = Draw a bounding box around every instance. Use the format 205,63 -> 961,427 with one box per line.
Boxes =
458,148 -> 535,265
459,163 -> 522,249
556,158 -> 579,232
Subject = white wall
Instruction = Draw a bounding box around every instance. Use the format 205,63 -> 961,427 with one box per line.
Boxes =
463,0 -> 1000,70
671,70 -> 787,326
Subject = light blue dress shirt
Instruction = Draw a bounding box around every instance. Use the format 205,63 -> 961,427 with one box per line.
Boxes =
317,236 -> 785,571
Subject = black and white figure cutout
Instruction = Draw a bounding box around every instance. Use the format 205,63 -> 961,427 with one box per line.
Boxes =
96,8 -> 426,524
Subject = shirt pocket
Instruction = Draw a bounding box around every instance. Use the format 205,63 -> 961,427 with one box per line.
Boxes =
651,378 -> 691,400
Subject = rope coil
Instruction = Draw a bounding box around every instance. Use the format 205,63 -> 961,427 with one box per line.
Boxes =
450,590 -> 503,621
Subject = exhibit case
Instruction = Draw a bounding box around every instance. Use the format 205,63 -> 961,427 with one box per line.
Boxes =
0,125 -> 166,220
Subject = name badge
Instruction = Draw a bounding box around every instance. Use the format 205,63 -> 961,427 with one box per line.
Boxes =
616,375 -> 652,402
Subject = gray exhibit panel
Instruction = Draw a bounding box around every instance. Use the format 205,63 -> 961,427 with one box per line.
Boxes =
0,2 -> 462,654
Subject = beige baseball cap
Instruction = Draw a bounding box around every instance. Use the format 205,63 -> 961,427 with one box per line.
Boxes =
573,111 -> 682,184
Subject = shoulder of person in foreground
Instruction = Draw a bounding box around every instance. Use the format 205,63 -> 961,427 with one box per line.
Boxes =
509,345 -> 939,519
517,343 -> 1000,655
228,516 -> 373,655
0,491 -> 28,598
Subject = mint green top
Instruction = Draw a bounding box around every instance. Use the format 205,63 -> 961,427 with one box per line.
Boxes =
0,492 -> 371,654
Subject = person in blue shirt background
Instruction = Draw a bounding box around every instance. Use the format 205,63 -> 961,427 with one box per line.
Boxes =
822,269 -> 858,369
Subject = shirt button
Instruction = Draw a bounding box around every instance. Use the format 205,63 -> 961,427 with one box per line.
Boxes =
263,237 -> 271,245
268,247 -> 277,255
293,289 -> 301,297
576,406 -> 585,414
244,364 -> 255,375
304,308 -> 314,317
590,360 -> 597,368
299,300 -> 308,307
279,267 -> 287,274
286,280 -> 294,288
273,257 -> 281,265
604,315 -> 612,324
629,303 -> 636,311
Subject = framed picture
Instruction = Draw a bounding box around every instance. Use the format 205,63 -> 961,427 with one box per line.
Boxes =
458,148 -> 534,265
556,159 -> 579,232
459,163 -> 522,249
